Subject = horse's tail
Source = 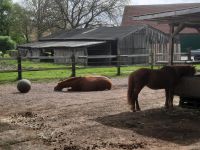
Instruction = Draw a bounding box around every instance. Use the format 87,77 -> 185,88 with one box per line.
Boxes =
127,73 -> 135,106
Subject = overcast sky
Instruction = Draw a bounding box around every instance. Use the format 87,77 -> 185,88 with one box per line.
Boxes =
12,0 -> 200,5
132,0 -> 200,5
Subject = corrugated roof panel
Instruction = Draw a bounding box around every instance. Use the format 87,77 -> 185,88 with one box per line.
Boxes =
40,25 -> 147,41
18,41 -> 106,49
122,3 -> 200,33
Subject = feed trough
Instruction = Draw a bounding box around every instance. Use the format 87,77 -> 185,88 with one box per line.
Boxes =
175,75 -> 200,108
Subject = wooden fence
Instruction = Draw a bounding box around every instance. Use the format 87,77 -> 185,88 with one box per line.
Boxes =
0,54 -> 152,80
1,52 -> 198,80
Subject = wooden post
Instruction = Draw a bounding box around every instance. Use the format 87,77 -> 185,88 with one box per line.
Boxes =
169,24 -> 174,65
17,52 -> 22,80
117,55 -> 121,76
71,53 -> 76,77
187,47 -> 192,61
109,43 -> 112,65
150,48 -> 154,69
116,40 -> 121,76
168,23 -> 185,65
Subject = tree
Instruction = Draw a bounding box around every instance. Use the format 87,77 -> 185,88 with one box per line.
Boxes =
0,36 -> 16,57
10,3 -> 33,43
23,0 -> 57,39
54,0 -> 129,29
21,0 -> 129,39
0,0 -> 13,35
0,1 -> 30,44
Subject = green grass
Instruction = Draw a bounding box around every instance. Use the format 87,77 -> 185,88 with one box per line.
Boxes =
0,59 -> 67,69
1,59 -> 200,84
0,59 -> 152,84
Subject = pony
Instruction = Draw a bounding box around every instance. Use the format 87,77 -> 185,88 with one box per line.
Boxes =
54,76 -> 112,92
127,65 -> 196,112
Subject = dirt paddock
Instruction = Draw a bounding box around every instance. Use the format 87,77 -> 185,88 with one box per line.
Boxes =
1,77 -> 200,150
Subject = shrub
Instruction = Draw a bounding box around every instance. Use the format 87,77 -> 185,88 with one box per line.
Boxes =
0,36 -> 16,57
7,50 -> 18,57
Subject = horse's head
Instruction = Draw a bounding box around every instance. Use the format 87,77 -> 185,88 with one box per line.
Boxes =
54,77 -> 82,91
174,65 -> 196,77
54,81 -> 66,91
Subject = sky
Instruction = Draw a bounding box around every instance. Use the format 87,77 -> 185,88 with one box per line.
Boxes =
12,0 -> 200,5
132,0 -> 200,5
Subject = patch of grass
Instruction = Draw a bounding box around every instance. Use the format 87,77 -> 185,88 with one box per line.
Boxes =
0,59 -> 177,84
0,66 -> 151,84
194,65 -> 200,71
0,59 -> 66,69
0,60 -> 68,83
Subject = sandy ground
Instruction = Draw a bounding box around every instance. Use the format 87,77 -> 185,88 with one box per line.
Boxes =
0,77 -> 200,150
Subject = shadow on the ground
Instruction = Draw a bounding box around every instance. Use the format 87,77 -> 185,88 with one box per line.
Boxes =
95,107 -> 200,145
0,122 -> 14,133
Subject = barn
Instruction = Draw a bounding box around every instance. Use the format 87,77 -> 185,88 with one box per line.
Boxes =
18,25 -> 168,65
122,3 -> 200,54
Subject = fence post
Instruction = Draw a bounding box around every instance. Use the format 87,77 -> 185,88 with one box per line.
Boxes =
187,48 -> 192,61
71,54 -> 76,77
150,51 -> 154,69
116,40 -> 121,76
117,55 -> 121,76
17,53 -> 22,80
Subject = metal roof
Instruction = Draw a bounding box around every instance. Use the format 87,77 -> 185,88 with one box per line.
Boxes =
132,6 -> 200,27
18,25 -> 166,49
122,3 -> 200,33
18,41 -> 106,49
40,25 -> 147,41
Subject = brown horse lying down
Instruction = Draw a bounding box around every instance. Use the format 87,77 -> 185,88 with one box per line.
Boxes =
54,76 -> 112,92
127,65 -> 196,112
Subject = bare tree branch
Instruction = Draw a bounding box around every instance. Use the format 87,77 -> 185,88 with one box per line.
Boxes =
22,0 -> 130,39
54,0 -> 130,29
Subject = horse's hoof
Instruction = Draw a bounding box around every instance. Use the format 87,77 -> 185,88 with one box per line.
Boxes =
131,108 -> 136,112
164,105 -> 169,109
136,107 -> 141,111
164,106 -> 174,110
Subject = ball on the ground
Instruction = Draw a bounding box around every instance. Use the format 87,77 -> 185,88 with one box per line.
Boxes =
17,79 -> 31,93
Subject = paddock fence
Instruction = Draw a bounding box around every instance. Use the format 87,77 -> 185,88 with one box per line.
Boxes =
0,52 -> 199,81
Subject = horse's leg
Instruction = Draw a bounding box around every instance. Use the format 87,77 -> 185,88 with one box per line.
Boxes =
129,88 -> 140,112
169,89 -> 174,108
130,90 -> 136,112
165,88 -> 174,109
165,89 -> 169,108
135,98 -> 141,111
134,85 -> 144,111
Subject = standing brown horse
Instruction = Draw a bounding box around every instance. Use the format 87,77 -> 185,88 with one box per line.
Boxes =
127,65 -> 196,112
54,76 -> 112,92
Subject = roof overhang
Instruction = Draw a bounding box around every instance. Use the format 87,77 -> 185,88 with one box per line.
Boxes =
132,6 -> 200,27
132,5 -> 200,65
17,41 -> 106,49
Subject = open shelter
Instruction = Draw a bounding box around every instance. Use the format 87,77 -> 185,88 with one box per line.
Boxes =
132,5 -> 200,64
